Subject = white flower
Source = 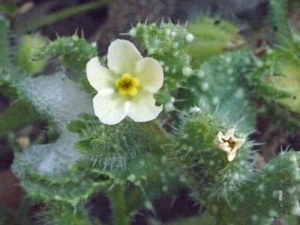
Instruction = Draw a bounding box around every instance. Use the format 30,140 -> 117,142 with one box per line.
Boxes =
213,129 -> 245,161
86,39 -> 164,125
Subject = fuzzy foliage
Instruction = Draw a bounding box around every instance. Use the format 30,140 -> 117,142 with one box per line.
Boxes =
178,50 -> 256,131
129,22 -> 193,105
216,151 -> 300,225
67,112 -> 180,194
0,98 -> 40,137
14,159 -> 113,206
249,46 -> 300,129
264,44 -> 300,114
5,2 -> 300,224
171,110 -> 300,224
268,0 -> 291,45
171,111 -> 253,205
0,68 -> 42,137
35,34 -> 97,73
178,49 -> 294,132
67,113 -> 182,214
186,16 -> 243,66
43,203 -> 94,225
67,113 -> 159,169
244,49 -> 291,101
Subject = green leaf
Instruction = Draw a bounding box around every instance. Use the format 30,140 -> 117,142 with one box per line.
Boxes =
67,113 -> 159,169
0,100 -> 40,137
74,139 -> 93,153
67,120 -> 87,133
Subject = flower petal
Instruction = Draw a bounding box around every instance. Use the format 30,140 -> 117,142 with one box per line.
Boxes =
219,143 -> 231,152
136,57 -> 164,93
107,39 -> 142,74
93,91 -> 128,125
227,151 -> 236,161
86,57 -> 116,92
234,137 -> 245,149
215,131 -> 224,143
224,129 -> 235,139
127,91 -> 162,122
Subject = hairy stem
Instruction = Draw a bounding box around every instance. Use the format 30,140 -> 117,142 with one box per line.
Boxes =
107,184 -> 130,225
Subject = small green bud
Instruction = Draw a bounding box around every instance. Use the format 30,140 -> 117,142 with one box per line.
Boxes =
15,34 -> 46,73
274,61 -> 300,113
71,34 -> 79,41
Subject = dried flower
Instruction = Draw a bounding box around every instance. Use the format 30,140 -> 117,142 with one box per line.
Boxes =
86,39 -> 164,125
189,106 -> 201,113
213,129 -> 245,161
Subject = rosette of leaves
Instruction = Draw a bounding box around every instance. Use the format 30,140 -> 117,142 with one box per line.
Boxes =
67,113 -> 178,191
66,113 -> 183,224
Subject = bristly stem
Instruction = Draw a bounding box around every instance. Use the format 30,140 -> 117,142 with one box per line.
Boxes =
268,0 -> 291,46
139,119 -> 172,147
107,184 -> 130,225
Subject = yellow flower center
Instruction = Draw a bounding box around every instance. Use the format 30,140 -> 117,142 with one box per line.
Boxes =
115,73 -> 139,96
